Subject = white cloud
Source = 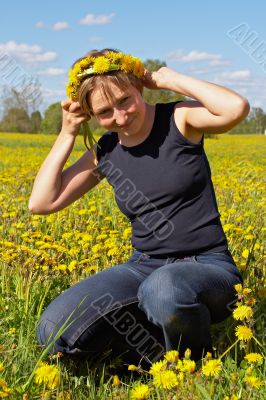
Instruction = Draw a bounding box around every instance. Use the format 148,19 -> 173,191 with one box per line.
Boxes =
52,21 -> 70,31
79,13 -> 115,25
168,49 -> 224,63
35,21 -> 45,29
188,68 -> 212,75
209,59 -> 231,67
38,68 -> 66,76
89,36 -> 104,44
219,70 -> 251,80
0,41 -> 57,65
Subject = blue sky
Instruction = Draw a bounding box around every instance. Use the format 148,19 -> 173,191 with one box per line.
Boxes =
1,0 -> 265,115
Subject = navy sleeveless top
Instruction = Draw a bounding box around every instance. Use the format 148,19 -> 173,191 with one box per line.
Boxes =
96,101 -> 228,257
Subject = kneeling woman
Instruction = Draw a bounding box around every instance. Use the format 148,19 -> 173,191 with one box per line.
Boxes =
29,48 -> 249,365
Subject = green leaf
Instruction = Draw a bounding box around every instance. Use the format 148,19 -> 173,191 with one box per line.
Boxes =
195,383 -> 213,400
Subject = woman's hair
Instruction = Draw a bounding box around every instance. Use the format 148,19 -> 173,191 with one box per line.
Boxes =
72,48 -> 144,115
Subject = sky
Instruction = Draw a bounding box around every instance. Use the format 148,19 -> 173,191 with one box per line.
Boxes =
0,0 -> 265,115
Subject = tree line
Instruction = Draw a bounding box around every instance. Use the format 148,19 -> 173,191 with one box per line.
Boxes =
0,59 -> 265,135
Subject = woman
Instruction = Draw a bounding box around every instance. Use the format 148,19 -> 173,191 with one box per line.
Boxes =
29,49 -> 249,365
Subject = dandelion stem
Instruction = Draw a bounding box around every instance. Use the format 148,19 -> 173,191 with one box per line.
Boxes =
219,339 -> 240,360
252,336 -> 264,348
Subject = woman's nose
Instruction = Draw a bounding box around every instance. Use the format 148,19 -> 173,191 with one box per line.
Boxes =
114,109 -> 128,126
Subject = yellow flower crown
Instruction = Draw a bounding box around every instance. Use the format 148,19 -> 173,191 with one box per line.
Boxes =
66,51 -> 145,101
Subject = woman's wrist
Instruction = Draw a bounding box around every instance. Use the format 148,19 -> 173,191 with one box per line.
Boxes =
59,128 -> 79,139
156,69 -> 194,96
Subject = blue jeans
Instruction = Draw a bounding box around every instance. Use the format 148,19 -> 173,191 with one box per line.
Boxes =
36,249 -> 243,363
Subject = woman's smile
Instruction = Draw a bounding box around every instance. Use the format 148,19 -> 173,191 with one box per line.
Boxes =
90,81 -> 154,144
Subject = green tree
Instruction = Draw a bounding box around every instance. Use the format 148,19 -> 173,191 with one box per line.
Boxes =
30,111 -> 42,133
0,80 -> 42,133
41,102 -> 62,134
0,107 -> 32,132
229,107 -> 266,134
248,107 -> 266,134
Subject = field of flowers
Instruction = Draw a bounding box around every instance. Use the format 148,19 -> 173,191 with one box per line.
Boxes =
0,132 -> 265,399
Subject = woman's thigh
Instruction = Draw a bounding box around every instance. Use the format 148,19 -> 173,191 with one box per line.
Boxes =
138,251 -> 242,324
193,251 -> 243,322
36,252 -> 166,357
37,262 -> 143,348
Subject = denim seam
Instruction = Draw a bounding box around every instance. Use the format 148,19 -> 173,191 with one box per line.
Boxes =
66,298 -> 140,346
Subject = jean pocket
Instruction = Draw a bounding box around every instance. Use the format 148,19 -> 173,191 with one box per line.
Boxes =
128,250 -> 150,264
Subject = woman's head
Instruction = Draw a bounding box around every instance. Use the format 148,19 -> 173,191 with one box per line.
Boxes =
67,49 -> 144,116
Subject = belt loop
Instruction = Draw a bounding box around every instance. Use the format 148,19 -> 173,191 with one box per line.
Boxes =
140,253 -> 150,261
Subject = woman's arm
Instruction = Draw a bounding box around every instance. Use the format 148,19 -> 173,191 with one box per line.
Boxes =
142,67 -> 250,134
28,100 -> 103,215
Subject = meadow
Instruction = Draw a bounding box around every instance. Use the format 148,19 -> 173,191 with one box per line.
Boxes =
0,132 -> 265,399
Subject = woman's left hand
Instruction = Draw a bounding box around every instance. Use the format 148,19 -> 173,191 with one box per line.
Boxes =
141,67 -> 178,91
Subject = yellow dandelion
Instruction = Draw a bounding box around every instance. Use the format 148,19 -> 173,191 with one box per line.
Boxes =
128,364 -> 138,371
234,283 -> 243,293
176,359 -> 196,373
202,359 -> 222,377
130,383 -> 150,400
133,58 -> 145,78
106,51 -> 123,62
244,353 -> 263,363
242,288 -> 252,295
184,348 -> 191,359
153,370 -> 179,389
120,54 -> 134,73
0,363 -> 4,373
93,56 -> 110,74
233,305 -> 253,321
164,350 -> 179,363
79,57 -> 95,70
245,366 -> 253,376
34,362 -> 60,389
235,325 -> 253,342
112,375 -> 120,386
177,371 -> 184,382
66,86 -> 77,101
242,249 -> 249,259
230,372 -> 238,382
149,359 -> 167,375
68,260 -> 77,272
0,378 -> 12,398
245,296 -> 256,306
72,63 -> 83,76
244,375 -> 263,389
244,234 -> 254,240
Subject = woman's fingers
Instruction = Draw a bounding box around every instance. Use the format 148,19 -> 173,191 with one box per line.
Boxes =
68,102 -> 82,113
61,100 -> 83,113
61,99 -> 72,110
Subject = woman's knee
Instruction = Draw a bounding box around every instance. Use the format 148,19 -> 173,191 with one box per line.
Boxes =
137,265 -> 195,305
36,315 -> 63,353
137,267 -> 196,325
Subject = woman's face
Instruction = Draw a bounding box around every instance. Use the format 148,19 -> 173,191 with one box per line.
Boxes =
89,82 -> 146,136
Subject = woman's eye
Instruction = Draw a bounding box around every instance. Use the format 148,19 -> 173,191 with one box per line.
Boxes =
120,96 -> 129,104
98,109 -> 110,116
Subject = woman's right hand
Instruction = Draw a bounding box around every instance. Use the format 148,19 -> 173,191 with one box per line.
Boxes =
61,100 -> 90,137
